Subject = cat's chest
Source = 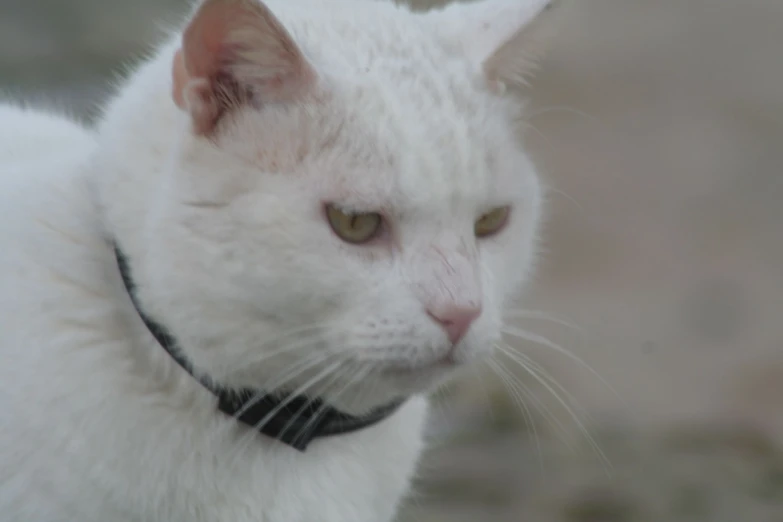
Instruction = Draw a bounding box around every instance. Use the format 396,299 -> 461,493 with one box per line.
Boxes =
145,399 -> 428,522
2,393 -> 428,522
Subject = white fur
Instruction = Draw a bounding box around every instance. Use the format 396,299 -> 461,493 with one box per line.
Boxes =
0,0 -> 550,520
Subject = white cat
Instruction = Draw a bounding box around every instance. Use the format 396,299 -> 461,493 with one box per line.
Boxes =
0,0 -> 554,520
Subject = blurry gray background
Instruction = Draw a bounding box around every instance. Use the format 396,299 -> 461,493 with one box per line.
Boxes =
2,0 -> 782,520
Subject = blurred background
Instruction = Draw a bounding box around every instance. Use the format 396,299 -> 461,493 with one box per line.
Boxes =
3,0 -> 782,520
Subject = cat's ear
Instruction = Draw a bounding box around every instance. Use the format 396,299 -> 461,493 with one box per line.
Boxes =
172,0 -> 316,135
432,0 -> 558,90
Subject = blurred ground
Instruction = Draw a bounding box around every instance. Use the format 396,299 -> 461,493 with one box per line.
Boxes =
2,0 -> 782,520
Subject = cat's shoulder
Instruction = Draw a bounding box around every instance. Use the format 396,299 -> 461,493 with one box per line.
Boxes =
0,103 -> 96,208
0,103 -> 102,293
0,104 -> 95,164
0,103 -> 108,393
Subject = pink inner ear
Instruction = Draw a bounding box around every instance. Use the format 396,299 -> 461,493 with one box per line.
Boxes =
182,0 -> 242,80
171,48 -> 227,135
172,50 -> 189,110
171,0 -> 316,136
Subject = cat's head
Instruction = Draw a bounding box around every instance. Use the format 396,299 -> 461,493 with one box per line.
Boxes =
132,0 -> 555,414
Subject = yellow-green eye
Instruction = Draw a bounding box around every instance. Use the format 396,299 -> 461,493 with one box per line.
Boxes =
474,206 -> 510,238
326,205 -> 382,244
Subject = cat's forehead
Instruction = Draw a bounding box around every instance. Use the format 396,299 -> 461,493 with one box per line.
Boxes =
279,1 -> 469,82
330,84 -> 526,215
234,1 -> 535,212
303,91 -> 530,221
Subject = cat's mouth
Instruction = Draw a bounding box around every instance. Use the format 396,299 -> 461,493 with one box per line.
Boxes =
381,354 -> 458,374
375,363 -> 460,396
376,352 -> 462,387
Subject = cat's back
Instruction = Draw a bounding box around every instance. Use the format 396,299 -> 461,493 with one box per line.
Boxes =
0,104 -> 115,518
0,103 -> 103,349
0,103 -> 104,370
0,104 -> 99,265
0,105 -> 95,170
0,104 -> 97,228
0,103 -> 103,314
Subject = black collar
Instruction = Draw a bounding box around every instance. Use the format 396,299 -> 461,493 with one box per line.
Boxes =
114,245 -> 403,451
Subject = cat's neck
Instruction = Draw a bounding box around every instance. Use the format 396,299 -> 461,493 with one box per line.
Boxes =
89,42 -> 204,379
92,40 -> 185,268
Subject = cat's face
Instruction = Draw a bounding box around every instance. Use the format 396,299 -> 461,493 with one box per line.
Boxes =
144,0 -> 552,413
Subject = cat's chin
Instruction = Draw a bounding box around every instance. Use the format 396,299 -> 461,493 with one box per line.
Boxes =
381,357 -> 457,379
375,356 -> 468,396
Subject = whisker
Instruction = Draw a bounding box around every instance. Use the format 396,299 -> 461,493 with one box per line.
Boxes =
467,368 -> 498,427
229,359 -> 344,462
500,344 -> 593,421
230,347 -> 332,421
517,120 -> 557,156
333,363 -> 372,412
214,350 -> 332,464
226,321 -> 353,421
287,363 -> 371,447
488,355 -> 571,448
429,380 -> 459,434
250,361 -> 343,435
277,362 -> 353,444
485,357 -> 544,471
527,105 -> 605,127
358,364 -> 381,409
503,309 -> 582,332
502,325 -> 619,401
494,344 -> 613,474
243,324 -> 333,366
488,355 -> 577,454
546,186 -> 584,211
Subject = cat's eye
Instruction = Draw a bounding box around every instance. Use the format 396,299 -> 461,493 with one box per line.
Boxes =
474,206 -> 510,238
326,204 -> 383,244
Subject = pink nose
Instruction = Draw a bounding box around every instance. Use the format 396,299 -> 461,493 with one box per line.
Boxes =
427,305 -> 482,345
